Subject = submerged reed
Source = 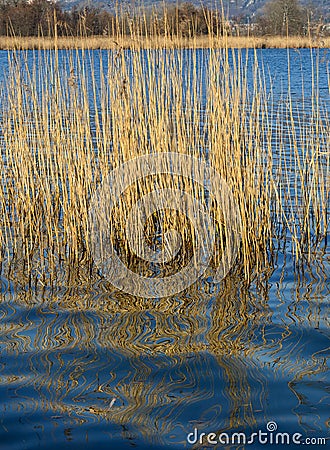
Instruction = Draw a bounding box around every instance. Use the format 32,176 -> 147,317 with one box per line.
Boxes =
0,19 -> 328,292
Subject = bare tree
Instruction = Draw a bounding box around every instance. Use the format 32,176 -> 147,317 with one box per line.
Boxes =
257,0 -> 307,35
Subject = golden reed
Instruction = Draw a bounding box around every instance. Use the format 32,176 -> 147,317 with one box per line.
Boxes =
0,15 -> 328,289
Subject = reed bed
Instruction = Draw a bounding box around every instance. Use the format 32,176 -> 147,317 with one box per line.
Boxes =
0,35 -> 329,50
0,23 -> 328,292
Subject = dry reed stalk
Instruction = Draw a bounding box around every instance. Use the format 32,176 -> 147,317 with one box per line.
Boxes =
0,17 -> 328,290
0,35 -> 329,51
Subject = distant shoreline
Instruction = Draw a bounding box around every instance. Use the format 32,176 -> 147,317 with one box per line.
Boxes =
0,35 -> 328,50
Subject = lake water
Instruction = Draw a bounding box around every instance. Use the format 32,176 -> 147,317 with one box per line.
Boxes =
0,48 -> 329,449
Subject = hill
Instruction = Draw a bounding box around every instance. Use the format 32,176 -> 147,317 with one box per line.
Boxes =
59,0 -> 329,21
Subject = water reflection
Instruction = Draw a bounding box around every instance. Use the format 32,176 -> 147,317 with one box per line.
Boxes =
0,250 -> 328,448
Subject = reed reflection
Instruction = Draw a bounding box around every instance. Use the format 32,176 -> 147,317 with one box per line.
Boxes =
0,251 -> 328,446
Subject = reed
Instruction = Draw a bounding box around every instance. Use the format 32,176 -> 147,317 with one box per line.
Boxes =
0,35 -> 329,50
0,18 -> 328,292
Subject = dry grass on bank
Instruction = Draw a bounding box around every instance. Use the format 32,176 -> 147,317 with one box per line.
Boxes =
0,34 -> 328,50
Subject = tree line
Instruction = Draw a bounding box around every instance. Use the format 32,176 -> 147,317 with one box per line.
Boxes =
255,0 -> 317,36
0,0 -> 325,37
0,0 -> 221,37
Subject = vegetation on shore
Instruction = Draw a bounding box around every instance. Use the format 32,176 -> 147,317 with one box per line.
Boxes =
0,35 -> 329,50
0,0 -> 328,39
0,0 -> 328,50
